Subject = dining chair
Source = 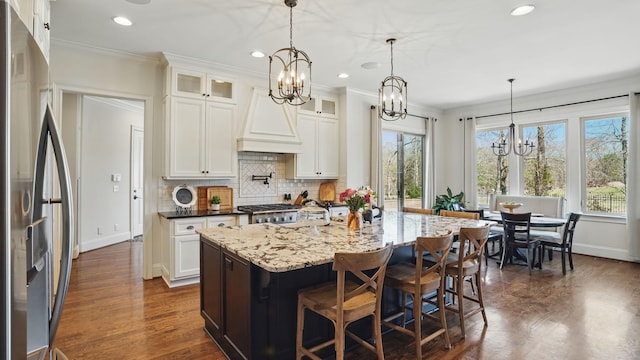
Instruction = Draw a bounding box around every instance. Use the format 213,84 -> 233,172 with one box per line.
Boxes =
463,209 -> 503,266
439,210 -> 479,220
500,212 -> 541,275
296,245 -> 393,360
382,232 -> 453,359
444,226 -> 490,338
403,207 -> 434,215
532,212 -> 581,275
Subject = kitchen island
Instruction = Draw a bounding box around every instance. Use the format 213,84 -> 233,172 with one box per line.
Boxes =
198,211 -> 493,359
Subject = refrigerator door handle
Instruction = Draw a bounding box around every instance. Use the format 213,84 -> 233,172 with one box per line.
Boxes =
33,105 -> 74,346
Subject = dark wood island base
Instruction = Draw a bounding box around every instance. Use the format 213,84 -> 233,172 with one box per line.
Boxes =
198,213 -> 494,359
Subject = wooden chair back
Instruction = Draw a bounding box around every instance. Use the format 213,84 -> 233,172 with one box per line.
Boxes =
457,226 -> 490,267
414,231 -> 454,289
501,211 -> 532,243
463,209 -> 485,218
440,209 -> 479,220
403,207 -> 434,215
562,212 -> 581,246
333,245 -> 393,314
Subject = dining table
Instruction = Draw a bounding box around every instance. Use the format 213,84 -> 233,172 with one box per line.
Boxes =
480,211 -> 567,267
482,211 -> 567,227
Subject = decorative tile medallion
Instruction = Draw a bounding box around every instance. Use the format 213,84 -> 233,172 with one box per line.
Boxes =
239,160 -> 278,198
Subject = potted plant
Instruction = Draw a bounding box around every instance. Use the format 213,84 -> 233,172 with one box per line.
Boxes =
209,195 -> 221,211
432,187 -> 464,215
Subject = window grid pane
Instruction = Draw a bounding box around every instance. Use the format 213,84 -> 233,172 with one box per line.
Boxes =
522,122 -> 566,198
583,115 -> 628,215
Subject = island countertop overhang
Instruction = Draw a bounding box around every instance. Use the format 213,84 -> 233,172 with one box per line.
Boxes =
197,211 -> 495,273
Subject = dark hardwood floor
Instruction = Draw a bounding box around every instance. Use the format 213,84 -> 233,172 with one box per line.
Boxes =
53,241 -> 640,359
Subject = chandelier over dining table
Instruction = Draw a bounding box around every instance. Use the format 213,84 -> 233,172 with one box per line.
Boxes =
268,0 -> 312,106
491,78 -> 535,156
379,38 -> 407,121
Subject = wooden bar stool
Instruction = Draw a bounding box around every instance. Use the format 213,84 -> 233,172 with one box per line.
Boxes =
439,209 -> 479,220
382,232 -> 453,359
296,245 -> 393,360
403,207 -> 434,215
444,226 -> 490,338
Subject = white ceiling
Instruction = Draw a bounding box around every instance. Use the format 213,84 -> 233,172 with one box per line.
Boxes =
50,0 -> 640,110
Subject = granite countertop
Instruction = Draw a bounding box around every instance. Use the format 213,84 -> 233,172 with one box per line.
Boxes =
158,209 -> 248,219
198,211 -> 495,273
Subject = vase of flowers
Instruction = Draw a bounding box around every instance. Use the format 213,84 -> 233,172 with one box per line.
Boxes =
339,186 -> 375,231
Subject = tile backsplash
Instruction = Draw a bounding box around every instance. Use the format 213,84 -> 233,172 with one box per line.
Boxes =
158,152 -> 335,211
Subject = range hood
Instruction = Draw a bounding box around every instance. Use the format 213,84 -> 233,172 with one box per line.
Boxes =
237,87 -> 302,153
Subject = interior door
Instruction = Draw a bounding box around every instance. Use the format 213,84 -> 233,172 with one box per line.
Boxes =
131,126 -> 143,237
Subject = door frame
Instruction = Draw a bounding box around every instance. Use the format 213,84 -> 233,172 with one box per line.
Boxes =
130,125 -> 144,237
53,83 -> 154,279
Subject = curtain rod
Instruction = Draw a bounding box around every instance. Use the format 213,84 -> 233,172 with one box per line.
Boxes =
474,94 -> 629,120
370,106 -> 436,121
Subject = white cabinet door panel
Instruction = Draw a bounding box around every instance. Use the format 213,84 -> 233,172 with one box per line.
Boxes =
206,103 -> 237,177
170,97 -> 206,177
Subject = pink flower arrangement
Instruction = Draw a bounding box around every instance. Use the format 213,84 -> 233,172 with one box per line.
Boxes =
339,186 -> 376,212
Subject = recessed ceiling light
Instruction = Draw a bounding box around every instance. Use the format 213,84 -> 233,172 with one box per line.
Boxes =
361,62 -> 381,70
337,73 -> 349,79
125,0 -> 151,4
510,4 -> 535,16
113,16 -> 133,26
250,50 -> 265,58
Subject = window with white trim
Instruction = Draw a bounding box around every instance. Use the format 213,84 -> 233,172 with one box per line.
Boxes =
581,113 -> 628,215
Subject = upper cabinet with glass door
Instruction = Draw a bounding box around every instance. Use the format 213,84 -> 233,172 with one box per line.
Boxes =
297,95 -> 338,118
171,67 -> 235,103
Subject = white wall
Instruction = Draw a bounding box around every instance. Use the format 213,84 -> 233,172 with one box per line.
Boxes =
79,96 -> 144,251
440,74 -> 640,261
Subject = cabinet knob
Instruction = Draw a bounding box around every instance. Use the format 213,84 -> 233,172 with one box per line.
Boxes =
217,223 -> 225,227
44,23 -> 50,30
202,93 -> 207,97
186,225 -> 194,230
206,94 -> 210,97
201,170 -> 205,174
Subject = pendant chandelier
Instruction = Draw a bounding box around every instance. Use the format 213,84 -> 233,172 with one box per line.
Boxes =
491,78 -> 535,156
379,38 -> 407,121
268,0 -> 311,106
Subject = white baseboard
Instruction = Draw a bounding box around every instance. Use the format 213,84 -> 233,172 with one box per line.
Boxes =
80,231 -> 132,252
152,263 -> 163,278
572,243 -> 633,262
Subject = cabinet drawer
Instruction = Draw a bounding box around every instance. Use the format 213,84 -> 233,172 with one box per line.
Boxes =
207,216 -> 237,228
173,219 -> 206,236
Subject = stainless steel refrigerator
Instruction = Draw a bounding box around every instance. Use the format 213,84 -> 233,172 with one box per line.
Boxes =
1,2 -> 74,359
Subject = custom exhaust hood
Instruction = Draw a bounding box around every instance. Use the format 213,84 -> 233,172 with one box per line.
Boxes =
237,87 -> 302,153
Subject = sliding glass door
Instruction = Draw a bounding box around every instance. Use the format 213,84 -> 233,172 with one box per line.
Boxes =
382,131 -> 424,210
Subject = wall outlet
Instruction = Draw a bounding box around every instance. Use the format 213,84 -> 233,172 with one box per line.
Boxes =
97,226 -> 103,235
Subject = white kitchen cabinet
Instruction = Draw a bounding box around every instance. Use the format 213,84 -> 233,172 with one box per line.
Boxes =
286,113 -> 339,179
11,0 -> 33,33
170,67 -> 235,103
32,0 -> 50,62
161,215 -> 246,288
298,95 -> 338,118
166,97 -> 237,178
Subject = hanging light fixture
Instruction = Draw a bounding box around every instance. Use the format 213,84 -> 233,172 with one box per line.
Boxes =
268,0 -> 311,106
491,78 -> 535,156
379,38 -> 407,121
